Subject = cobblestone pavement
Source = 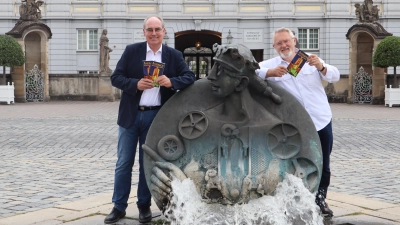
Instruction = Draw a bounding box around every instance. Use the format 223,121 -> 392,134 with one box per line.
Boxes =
0,101 -> 399,219
329,104 -> 400,206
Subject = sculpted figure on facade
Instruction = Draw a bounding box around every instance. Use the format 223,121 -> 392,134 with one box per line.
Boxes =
371,5 -> 380,21
364,0 -> 373,13
142,43 -> 323,211
355,3 -> 365,22
19,0 -> 44,21
355,0 -> 379,23
99,29 -> 113,73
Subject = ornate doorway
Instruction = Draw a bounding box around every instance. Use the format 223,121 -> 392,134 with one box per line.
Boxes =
353,66 -> 372,103
175,30 -> 221,80
184,47 -> 213,80
25,64 -> 44,102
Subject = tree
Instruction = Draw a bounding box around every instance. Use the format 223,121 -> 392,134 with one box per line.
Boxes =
0,35 -> 25,85
373,36 -> 400,88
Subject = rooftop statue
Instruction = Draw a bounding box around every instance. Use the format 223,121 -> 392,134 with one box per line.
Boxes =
142,44 -> 323,212
19,0 -> 44,22
355,0 -> 380,23
7,0 -> 52,39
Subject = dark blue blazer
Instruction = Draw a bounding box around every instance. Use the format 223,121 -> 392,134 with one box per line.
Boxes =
111,42 -> 196,129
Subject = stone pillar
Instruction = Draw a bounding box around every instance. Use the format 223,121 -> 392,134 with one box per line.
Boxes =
372,59 -> 386,104
11,64 -> 26,103
348,39 -> 357,103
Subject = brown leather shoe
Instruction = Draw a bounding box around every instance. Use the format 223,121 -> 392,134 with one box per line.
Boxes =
104,207 -> 126,224
138,206 -> 152,223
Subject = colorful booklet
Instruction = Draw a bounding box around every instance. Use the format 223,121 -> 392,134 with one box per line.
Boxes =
143,60 -> 165,87
287,50 -> 308,77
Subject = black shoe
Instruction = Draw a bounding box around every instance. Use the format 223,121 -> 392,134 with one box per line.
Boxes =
138,206 -> 152,223
104,207 -> 126,224
315,189 -> 334,217
317,199 -> 334,217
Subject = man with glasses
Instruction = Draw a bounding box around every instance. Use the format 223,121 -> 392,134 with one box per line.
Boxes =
256,27 -> 340,217
105,15 -> 195,224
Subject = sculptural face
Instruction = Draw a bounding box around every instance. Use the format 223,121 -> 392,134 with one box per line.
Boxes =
273,31 -> 296,60
208,63 -> 241,98
143,17 -> 165,51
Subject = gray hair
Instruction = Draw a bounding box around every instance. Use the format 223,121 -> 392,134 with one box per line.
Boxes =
143,16 -> 165,29
273,27 -> 295,39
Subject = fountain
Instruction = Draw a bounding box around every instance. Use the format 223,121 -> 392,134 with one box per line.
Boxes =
143,43 -> 323,224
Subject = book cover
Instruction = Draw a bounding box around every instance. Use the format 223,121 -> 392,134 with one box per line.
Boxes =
287,50 -> 309,77
143,60 -> 165,87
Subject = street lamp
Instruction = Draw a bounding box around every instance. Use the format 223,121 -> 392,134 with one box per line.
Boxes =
164,32 -> 169,46
227,30 -> 233,44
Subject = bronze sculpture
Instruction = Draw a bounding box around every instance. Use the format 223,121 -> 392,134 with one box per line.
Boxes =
142,44 -> 322,212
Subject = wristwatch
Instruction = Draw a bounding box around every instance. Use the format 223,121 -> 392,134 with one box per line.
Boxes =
318,63 -> 326,72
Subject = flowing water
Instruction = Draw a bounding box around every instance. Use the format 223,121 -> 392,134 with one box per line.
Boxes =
164,174 -> 324,225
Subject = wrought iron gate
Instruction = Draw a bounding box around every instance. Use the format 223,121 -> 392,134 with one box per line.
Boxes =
25,64 -> 44,102
353,66 -> 372,103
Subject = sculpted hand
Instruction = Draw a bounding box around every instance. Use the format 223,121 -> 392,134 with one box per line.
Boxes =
142,144 -> 187,209
155,75 -> 172,88
268,65 -> 288,77
150,161 -> 187,210
137,78 -> 154,90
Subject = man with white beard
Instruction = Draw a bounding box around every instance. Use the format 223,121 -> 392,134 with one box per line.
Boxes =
256,27 -> 340,217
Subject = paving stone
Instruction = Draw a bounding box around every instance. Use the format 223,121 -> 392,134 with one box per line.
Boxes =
0,101 -> 399,222
332,214 -> 400,225
6,205 -> 31,211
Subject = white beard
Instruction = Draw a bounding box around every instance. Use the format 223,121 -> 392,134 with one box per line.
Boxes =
278,48 -> 293,59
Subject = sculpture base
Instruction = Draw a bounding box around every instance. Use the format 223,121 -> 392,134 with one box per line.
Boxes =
98,72 -> 115,102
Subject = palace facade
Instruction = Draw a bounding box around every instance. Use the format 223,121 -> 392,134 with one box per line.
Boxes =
1,0 -> 399,102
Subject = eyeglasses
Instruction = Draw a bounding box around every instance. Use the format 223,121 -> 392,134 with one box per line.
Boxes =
274,38 -> 294,47
145,27 -> 164,33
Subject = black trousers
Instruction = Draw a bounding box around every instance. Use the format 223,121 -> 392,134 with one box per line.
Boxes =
317,120 -> 333,198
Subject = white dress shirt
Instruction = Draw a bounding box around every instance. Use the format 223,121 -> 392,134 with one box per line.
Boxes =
256,55 -> 340,131
139,43 -> 163,106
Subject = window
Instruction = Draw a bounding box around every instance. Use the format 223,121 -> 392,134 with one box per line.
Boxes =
298,28 -> 319,50
77,29 -> 98,50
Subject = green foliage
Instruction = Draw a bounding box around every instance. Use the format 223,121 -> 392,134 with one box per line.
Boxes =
373,36 -> 400,68
0,34 -> 25,68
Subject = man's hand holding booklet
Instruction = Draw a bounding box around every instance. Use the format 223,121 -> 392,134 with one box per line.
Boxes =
143,60 -> 165,87
287,50 -> 308,77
